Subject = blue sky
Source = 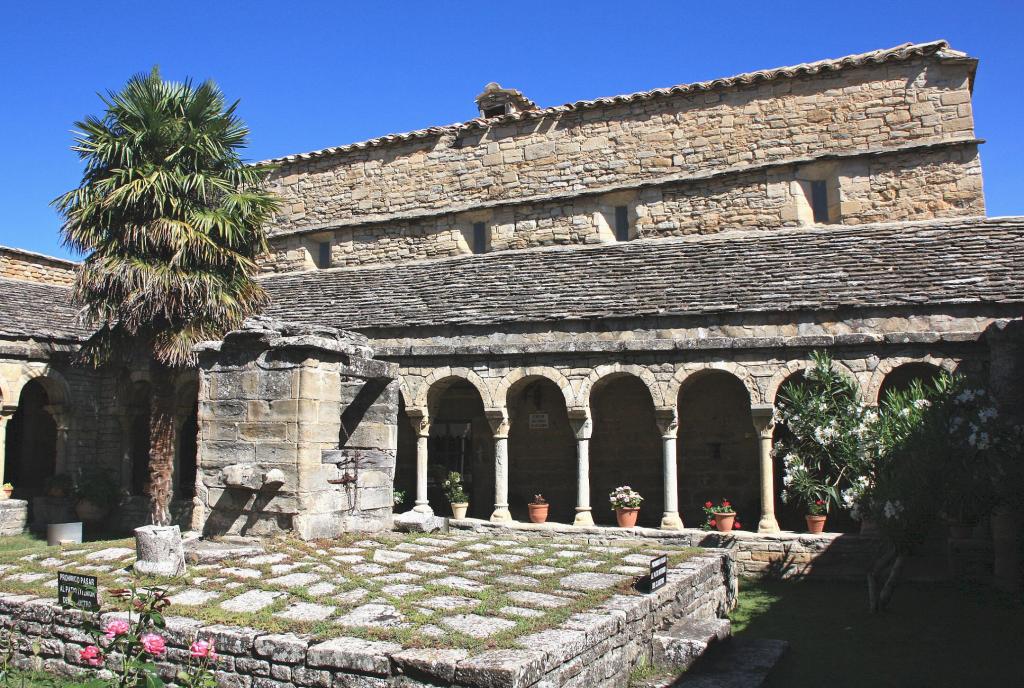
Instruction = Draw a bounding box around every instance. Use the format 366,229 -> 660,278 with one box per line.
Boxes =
2,1 -> 1021,259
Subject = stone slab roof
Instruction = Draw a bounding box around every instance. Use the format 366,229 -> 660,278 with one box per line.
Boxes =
0,277 -> 89,341
261,216 -> 1024,331
258,40 -> 967,166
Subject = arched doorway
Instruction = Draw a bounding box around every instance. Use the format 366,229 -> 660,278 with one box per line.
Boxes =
878,362 -> 943,404
4,378 -> 57,497
427,378 -> 493,519
507,377 -> 575,523
770,370 -> 811,532
590,374 -> 662,527
677,370 -> 758,528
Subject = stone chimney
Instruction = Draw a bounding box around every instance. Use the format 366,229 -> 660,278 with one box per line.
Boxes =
475,82 -> 538,119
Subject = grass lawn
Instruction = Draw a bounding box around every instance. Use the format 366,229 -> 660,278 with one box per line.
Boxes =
731,577 -> 1024,686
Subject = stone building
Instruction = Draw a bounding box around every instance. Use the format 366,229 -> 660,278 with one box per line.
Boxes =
1,40 -> 1023,536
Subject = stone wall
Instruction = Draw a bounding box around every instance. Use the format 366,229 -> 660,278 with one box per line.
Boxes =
265,55 -> 976,235
0,248 -> 77,286
0,552 -> 735,688
194,318 -> 399,540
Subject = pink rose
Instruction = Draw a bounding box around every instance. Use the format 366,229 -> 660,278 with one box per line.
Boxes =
103,618 -> 130,640
190,639 -> 217,660
80,645 -> 103,666
140,633 -> 166,656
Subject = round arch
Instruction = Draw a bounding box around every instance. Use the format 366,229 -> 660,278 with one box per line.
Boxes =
670,364 -> 760,407
866,356 -> 957,405
414,367 -> 494,410
13,366 -> 71,408
495,367 -> 574,409
763,358 -> 861,405
579,364 -> 663,410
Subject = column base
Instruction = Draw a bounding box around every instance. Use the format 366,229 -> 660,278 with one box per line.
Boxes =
573,509 -> 594,526
412,503 -> 434,515
489,507 -> 513,523
660,512 -> 685,531
757,515 -> 781,534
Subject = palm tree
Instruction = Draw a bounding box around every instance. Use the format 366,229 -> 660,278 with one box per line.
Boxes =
54,68 -> 278,526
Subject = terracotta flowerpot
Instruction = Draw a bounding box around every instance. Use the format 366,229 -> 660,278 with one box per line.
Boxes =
805,514 -> 827,534
615,507 -> 640,528
713,512 -> 735,532
75,499 -> 109,524
450,503 -> 469,519
528,503 -> 549,524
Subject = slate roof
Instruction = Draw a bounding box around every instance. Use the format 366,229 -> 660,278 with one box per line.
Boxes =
0,277 -> 89,341
261,216 -> 1024,331
258,40 -> 968,166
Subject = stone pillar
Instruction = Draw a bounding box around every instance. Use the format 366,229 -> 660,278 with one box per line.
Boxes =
0,406 -> 14,489
751,404 -> 781,534
45,405 -> 70,476
568,409 -> 593,526
655,407 -> 684,530
406,408 -> 432,514
485,409 -> 512,523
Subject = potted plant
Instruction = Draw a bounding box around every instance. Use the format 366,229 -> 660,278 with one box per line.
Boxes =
1,483 -> 12,500
74,469 -> 121,524
609,486 -> 643,527
703,499 -> 740,532
806,498 -> 828,533
45,473 -> 74,498
528,494 -> 549,524
443,471 -> 469,519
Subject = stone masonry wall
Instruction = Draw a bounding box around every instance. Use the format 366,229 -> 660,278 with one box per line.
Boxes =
195,319 -> 399,540
0,248 -> 77,286
266,56 -> 976,236
0,552 -> 735,688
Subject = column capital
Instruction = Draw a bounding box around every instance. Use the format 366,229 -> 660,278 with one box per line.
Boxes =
0,404 -> 16,420
654,406 -> 678,438
567,408 -> 592,440
484,408 -> 510,438
405,407 -> 431,437
43,405 -> 71,430
750,403 -> 775,438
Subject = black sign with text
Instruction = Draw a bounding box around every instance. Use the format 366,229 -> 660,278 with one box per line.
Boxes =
57,571 -> 99,611
649,555 -> 668,592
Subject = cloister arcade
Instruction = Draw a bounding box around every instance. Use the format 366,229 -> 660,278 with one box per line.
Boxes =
392,355 -> 965,533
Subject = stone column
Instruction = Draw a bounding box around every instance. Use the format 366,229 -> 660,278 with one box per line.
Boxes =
406,408 -> 433,514
751,404 -> 781,534
568,409 -> 594,526
0,406 -> 15,489
485,409 -> 512,523
655,407 -> 684,530
45,405 -> 70,476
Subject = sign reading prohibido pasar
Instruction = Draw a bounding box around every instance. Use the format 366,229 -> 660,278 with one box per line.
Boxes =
57,571 -> 99,611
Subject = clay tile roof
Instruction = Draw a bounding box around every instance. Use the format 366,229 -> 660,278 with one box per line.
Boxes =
0,277 -> 90,341
257,40 -> 965,166
260,216 -> 1024,331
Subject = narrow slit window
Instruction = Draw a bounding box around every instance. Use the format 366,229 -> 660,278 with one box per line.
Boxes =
472,222 -> 487,254
317,241 -> 331,269
810,180 -> 830,224
614,206 -> 630,241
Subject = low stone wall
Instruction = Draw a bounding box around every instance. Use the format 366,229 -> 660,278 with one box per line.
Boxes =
449,519 -> 883,581
0,552 -> 735,688
0,499 -> 27,536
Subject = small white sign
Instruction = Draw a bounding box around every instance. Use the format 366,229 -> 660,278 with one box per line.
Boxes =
528,413 -> 549,430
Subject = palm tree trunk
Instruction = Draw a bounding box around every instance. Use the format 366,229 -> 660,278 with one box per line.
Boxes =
148,367 -> 176,526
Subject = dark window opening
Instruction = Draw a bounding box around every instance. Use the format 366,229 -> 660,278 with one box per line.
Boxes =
472,222 -> 487,254
810,180 -> 830,224
614,206 -> 630,241
483,105 -> 506,118
316,241 -> 331,269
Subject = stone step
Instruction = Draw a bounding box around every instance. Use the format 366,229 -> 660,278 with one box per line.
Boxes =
652,617 -> 732,672
673,638 -> 789,688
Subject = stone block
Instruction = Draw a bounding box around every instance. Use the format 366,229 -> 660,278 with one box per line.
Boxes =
306,637 -> 401,675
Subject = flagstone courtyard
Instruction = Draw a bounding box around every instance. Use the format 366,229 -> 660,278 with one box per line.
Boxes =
0,532 -> 704,651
